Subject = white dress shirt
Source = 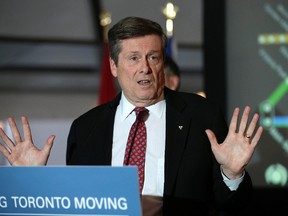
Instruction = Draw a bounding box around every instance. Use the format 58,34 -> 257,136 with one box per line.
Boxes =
112,92 -> 243,196
112,92 -> 166,196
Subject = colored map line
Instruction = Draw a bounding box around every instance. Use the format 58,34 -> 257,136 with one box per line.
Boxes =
259,110 -> 288,128
259,116 -> 288,128
271,116 -> 288,127
266,78 -> 288,106
259,78 -> 288,128
273,116 -> 288,127
258,33 -> 288,45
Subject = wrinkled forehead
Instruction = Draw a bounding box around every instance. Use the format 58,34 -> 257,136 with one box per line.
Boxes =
118,35 -> 163,54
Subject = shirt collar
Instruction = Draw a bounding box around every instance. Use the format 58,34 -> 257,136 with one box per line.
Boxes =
119,91 -> 166,121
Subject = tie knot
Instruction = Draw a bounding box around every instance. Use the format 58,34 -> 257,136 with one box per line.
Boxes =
134,107 -> 149,122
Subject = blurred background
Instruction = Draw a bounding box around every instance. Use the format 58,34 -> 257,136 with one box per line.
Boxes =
0,0 -> 287,214
0,0 -> 204,165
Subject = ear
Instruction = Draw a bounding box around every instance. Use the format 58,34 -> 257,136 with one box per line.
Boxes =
109,57 -> 118,77
170,76 -> 180,91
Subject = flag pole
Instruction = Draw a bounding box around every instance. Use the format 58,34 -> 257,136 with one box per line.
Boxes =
98,11 -> 117,105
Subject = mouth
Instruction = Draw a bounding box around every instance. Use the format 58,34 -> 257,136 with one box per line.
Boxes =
137,80 -> 151,85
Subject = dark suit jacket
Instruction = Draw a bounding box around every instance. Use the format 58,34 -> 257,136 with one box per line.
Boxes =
66,87 -> 252,215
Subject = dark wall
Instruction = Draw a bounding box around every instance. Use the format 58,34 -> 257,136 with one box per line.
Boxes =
203,0 -> 288,214
203,0 -> 226,115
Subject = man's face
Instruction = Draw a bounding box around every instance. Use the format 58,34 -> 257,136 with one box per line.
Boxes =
110,34 -> 165,106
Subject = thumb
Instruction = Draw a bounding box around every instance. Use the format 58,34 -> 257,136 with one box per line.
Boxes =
205,129 -> 218,149
43,135 -> 55,156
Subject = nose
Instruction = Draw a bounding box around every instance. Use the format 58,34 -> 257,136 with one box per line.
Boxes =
140,59 -> 150,74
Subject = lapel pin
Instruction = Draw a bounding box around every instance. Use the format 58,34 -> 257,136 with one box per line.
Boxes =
178,126 -> 183,130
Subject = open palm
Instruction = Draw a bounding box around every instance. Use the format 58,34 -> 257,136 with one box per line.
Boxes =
0,116 -> 54,166
205,106 -> 263,179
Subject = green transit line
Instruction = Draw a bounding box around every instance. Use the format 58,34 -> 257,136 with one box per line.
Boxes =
266,78 -> 288,106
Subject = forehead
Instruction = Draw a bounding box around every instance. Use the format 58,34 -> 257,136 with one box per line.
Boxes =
119,35 -> 162,53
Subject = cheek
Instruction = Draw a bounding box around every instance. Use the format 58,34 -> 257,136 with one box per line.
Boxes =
117,70 -> 133,86
157,71 -> 165,84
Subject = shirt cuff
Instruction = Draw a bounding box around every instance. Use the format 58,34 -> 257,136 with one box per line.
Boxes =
222,170 -> 245,191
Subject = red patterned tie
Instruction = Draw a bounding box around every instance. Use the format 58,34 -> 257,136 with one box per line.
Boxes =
124,107 -> 149,193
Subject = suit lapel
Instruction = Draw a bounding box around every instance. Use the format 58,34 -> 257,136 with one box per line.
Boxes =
164,88 -> 191,194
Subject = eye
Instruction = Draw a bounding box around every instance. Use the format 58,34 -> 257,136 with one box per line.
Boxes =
130,56 -> 138,61
148,54 -> 160,64
128,55 -> 140,64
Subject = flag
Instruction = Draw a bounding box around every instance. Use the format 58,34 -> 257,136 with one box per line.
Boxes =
98,41 -> 117,105
166,36 -> 178,60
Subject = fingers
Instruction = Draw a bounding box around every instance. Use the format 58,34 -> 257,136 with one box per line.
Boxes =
238,106 -> 251,135
0,128 -> 12,156
230,106 -> 262,143
239,106 -> 262,144
4,116 -> 33,149
244,112 -> 259,139
228,107 -> 240,134
0,127 -> 15,151
0,142 -> 11,162
22,116 -> 33,143
250,126 -> 263,148
8,117 -> 22,143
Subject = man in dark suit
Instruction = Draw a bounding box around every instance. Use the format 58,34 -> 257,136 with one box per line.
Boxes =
0,17 -> 263,216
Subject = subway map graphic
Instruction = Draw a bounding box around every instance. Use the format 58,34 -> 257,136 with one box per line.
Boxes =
258,3 -> 288,186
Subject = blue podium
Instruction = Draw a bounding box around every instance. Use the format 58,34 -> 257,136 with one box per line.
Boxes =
0,166 -> 141,216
